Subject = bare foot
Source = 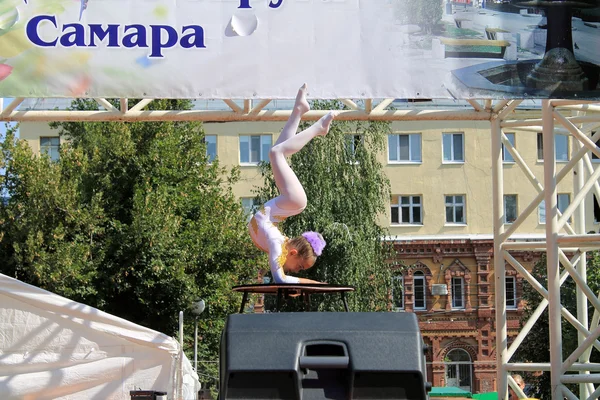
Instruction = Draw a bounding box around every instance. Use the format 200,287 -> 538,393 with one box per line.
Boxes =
316,111 -> 337,136
294,83 -> 310,114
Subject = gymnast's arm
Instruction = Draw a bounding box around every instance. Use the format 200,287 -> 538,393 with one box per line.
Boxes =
268,239 -> 323,284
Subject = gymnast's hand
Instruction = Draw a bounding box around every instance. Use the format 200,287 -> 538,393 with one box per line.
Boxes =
298,278 -> 327,284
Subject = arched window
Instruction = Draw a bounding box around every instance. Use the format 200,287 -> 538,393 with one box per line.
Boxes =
392,275 -> 404,310
445,349 -> 472,392
413,271 -> 426,310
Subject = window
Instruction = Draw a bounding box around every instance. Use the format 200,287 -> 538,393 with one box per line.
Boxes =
40,137 -> 60,161
539,194 -> 571,224
506,276 -> 517,309
451,277 -> 464,309
445,195 -> 466,224
392,275 -> 404,310
593,143 -> 600,160
388,133 -> 421,162
204,135 -> 217,163
391,195 -> 422,225
591,132 -> 599,161
443,132 -> 464,163
240,135 -> 272,164
346,134 -> 363,162
504,195 -> 517,224
556,135 -> 569,161
414,272 -> 426,310
537,133 -> 569,161
502,132 -> 515,163
241,197 -> 260,220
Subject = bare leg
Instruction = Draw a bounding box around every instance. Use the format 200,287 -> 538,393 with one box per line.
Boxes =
269,111 -> 337,210
274,84 -> 310,146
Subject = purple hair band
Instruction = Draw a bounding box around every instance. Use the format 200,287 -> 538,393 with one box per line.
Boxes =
302,231 -> 326,256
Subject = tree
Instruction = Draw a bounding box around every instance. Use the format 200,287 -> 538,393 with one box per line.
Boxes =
255,100 -> 394,312
0,100 -> 260,389
514,251 -> 600,399
394,0 -> 444,34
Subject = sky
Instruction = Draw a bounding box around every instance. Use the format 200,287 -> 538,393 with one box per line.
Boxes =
1,98 -> 17,140
1,98 -> 18,179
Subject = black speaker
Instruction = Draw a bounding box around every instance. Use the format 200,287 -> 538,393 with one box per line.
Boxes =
219,312 -> 430,400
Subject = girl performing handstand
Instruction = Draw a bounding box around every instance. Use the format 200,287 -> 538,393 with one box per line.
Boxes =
248,84 -> 335,284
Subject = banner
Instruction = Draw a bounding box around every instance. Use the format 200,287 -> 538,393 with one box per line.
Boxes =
0,0 -> 598,99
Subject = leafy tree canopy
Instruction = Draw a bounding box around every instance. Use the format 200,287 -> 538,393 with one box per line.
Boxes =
0,101 -> 259,388
255,100 -> 395,312
394,0 -> 444,34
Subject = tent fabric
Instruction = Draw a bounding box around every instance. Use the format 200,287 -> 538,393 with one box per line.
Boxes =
0,273 -> 199,400
429,386 -> 473,397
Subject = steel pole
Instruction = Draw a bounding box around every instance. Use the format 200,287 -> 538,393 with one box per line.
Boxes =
573,119 -> 590,399
492,117 -> 508,400
542,100 -> 562,399
194,317 -> 198,373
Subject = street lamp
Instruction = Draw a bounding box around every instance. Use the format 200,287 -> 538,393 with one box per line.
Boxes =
191,299 -> 206,373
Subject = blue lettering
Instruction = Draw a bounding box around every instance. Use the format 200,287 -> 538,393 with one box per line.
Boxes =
60,23 -> 85,47
150,25 -> 177,58
123,25 -> 148,48
26,15 -> 58,47
238,0 -> 251,8
180,25 -> 205,49
89,24 -> 119,47
269,0 -> 283,8
25,16 -> 207,57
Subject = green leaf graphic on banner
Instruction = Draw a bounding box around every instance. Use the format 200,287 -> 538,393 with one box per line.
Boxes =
0,7 -> 19,31
0,46 -> 93,95
0,29 -> 33,58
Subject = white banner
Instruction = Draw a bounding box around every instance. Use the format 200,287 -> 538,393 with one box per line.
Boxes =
0,0 -> 598,99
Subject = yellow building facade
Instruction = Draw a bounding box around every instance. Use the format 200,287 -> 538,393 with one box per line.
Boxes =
20,115 -> 599,235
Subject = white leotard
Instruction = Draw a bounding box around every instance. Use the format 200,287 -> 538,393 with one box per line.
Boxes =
248,198 -> 305,284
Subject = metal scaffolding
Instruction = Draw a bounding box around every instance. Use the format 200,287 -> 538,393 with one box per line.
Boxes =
1,97 -> 495,122
2,96 -> 600,399
494,100 -> 600,400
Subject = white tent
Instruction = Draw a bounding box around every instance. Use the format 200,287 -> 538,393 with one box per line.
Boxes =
0,273 -> 200,400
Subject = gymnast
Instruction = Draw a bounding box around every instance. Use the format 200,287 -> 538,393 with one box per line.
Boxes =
248,84 -> 335,284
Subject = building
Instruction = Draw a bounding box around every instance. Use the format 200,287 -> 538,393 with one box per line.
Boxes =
16,98 -> 600,393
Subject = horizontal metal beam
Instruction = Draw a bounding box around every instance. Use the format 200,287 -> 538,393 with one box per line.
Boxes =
502,115 -> 600,128
562,374 -> 600,384
0,109 -> 493,123
553,104 -> 600,113
550,100 -> 600,107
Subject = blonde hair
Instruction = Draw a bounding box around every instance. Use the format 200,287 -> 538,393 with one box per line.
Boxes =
512,374 -> 525,388
288,236 -> 316,261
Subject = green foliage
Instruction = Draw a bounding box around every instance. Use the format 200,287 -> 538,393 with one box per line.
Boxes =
514,251 -> 600,399
0,102 -> 259,389
394,0 -> 444,34
256,100 -> 394,313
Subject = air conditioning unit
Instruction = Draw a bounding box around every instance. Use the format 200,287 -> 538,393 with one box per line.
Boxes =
431,284 -> 448,296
